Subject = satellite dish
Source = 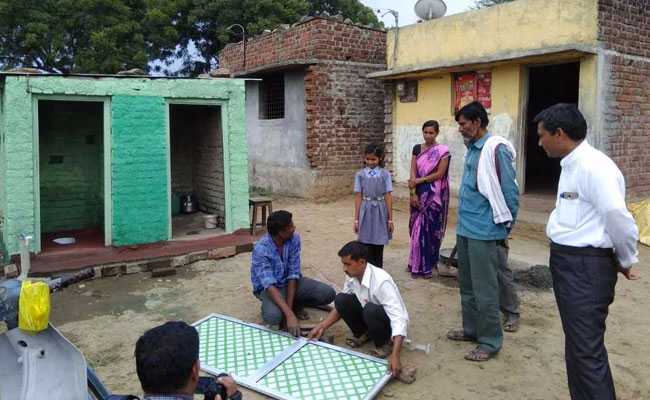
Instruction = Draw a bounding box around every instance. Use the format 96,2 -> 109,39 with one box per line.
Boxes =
414,0 -> 447,20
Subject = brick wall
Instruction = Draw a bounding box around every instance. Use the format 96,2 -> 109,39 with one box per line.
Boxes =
39,101 -> 104,233
220,16 -> 387,199
382,82 -> 395,174
305,62 -> 386,170
192,107 -> 225,219
111,96 -> 169,246
219,17 -> 386,74
598,0 -> 650,199
305,62 -> 386,198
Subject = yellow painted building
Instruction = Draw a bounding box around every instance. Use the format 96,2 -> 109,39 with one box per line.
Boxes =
371,0 -> 605,194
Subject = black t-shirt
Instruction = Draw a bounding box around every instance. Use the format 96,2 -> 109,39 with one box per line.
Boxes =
412,144 -> 422,156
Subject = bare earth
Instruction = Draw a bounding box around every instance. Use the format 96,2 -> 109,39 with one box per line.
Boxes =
51,196 -> 650,400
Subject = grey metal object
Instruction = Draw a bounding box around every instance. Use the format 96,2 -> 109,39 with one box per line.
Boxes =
182,194 -> 198,214
379,9 -> 400,70
0,324 -> 88,400
439,246 -> 458,268
227,24 -> 247,70
414,0 -> 447,21
18,233 -> 33,280
1,274 -> 120,400
0,279 -> 21,329
193,313 -> 392,400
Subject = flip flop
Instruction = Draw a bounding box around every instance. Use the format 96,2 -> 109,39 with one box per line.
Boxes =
446,328 -> 475,342
345,333 -> 369,348
437,264 -> 458,278
370,344 -> 392,359
503,317 -> 520,333
464,347 -> 496,362
294,309 -> 310,321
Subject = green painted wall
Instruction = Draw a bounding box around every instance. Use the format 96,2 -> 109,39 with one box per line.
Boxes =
39,101 -> 104,233
0,90 -> 6,258
2,77 -> 36,256
111,95 -> 168,245
1,75 -> 249,255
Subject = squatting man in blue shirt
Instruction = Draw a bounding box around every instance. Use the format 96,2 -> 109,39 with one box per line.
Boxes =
250,210 -> 336,336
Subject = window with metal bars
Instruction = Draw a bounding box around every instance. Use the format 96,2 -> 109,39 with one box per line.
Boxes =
259,75 -> 285,120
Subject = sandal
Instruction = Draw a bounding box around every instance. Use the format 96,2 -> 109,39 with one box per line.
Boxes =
370,344 -> 392,359
345,333 -> 369,348
437,264 -> 458,278
294,308 -> 310,321
503,316 -> 520,333
464,347 -> 496,362
446,328 -> 475,342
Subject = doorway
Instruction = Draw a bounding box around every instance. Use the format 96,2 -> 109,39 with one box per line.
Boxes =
38,100 -> 105,253
525,62 -> 580,194
169,104 -> 226,240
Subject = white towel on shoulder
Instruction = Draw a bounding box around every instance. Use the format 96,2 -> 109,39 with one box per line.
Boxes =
477,135 -> 518,224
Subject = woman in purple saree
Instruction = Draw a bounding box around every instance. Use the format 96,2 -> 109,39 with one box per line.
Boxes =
408,120 -> 453,278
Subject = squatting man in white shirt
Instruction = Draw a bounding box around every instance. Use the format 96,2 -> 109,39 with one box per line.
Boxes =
309,241 -> 409,378
535,103 -> 640,400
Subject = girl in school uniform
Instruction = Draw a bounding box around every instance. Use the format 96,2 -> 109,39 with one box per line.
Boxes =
353,144 -> 393,268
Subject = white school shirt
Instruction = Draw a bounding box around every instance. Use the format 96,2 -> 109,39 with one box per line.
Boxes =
546,141 -> 639,268
342,263 -> 409,338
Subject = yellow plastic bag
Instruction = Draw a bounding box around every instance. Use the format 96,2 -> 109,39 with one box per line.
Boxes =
630,199 -> 650,247
18,280 -> 51,334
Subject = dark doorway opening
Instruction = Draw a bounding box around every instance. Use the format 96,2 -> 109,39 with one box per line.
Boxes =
169,104 -> 226,240
38,100 -> 105,254
525,62 -> 580,194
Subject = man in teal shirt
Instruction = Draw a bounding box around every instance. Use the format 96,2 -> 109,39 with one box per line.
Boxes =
447,101 -> 519,361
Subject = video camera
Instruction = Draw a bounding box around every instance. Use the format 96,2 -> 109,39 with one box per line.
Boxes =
196,374 -> 242,400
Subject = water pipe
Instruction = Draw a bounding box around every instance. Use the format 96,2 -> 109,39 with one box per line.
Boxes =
18,233 -> 33,280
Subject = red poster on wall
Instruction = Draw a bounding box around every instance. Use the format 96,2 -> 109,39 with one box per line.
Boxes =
454,71 -> 492,113
476,71 -> 492,111
454,73 -> 477,112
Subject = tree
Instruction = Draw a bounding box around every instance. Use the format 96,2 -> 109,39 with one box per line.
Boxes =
307,0 -> 379,26
151,0 -> 380,76
473,0 -> 516,8
0,0 -> 380,75
0,0 -> 150,74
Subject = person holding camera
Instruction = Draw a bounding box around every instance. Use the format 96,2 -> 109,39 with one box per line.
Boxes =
135,321 -> 242,400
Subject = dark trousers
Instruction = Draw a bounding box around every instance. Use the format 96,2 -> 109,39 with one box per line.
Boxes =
550,243 -> 618,400
334,293 -> 391,346
255,277 -> 336,325
363,243 -> 384,268
497,239 -> 520,317
457,235 -> 502,353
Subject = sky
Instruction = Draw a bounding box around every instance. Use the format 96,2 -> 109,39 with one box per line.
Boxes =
361,0 -> 476,27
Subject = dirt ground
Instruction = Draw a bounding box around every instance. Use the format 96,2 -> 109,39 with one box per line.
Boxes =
51,196 -> 650,399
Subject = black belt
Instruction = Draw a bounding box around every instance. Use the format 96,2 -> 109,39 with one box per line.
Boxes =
550,242 -> 614,257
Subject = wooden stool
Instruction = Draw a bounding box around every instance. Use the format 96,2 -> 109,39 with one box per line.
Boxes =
249,196 -> 273,235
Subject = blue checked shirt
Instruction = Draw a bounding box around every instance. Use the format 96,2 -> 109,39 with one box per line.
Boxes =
457,133 -> 519,241
250,233 -> 302,294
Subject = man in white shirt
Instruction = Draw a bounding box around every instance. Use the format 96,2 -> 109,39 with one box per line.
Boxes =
535,103 -> 640,400
308,241 -> 409,378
